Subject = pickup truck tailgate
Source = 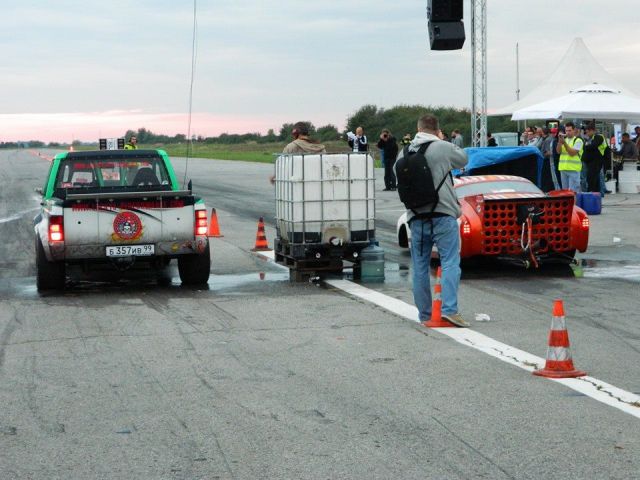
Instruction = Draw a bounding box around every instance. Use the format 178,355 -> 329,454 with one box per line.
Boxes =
63,193 -> 195,246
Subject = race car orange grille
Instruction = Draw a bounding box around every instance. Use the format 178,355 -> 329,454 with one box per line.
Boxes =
481,198 -> 574,255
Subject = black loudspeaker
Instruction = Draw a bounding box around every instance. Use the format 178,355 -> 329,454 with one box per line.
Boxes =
428,21 -> 465,50
428,0 -> 463,22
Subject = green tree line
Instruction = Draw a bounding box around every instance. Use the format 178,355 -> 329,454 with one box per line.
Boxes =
345,104 -> 516,147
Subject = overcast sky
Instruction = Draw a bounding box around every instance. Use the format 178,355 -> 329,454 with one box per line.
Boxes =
2,0 -> 639,142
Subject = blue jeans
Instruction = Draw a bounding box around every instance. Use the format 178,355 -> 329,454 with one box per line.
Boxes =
410,216 -> 461,321
599,167 -> 606,196
560,170 -> 581,192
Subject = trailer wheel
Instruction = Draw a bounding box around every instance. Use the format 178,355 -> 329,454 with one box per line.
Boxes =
289,269 -> 308,283
352,264 -> 362,280
36,236 -> 65,291
178,243 -> 211,285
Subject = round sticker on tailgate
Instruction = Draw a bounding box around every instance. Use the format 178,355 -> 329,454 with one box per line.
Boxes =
113,212 -> 143,241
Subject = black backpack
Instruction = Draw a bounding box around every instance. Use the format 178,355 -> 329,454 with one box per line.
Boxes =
396,142 -> 450,213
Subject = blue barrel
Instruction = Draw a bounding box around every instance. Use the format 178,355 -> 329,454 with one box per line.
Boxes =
360,241 -> 385,283
580,192 -> 601,215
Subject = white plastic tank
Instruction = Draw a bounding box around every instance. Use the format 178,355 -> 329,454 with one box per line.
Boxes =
618,164 -> 640,194
275,153 -> 375,245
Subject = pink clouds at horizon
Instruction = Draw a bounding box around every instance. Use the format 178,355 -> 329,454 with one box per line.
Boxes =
0,111 -> 291,143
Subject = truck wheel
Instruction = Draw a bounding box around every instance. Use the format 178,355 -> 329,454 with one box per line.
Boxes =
36,236 -> 66,291
178,243 -> 211,285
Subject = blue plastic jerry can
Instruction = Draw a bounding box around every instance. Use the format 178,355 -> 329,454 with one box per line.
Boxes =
360,240 -> 385,283
581,192 -> 602,215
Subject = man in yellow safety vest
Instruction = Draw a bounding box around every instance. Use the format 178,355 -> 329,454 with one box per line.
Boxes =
555,122 -> 583,192
124,136 -> 138,150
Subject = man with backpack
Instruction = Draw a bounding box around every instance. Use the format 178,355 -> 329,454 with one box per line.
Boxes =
395,114 -> 469,327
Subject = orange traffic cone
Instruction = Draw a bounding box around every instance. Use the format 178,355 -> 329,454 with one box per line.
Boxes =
208,208 -> 223,237
533,299 -> 586,378
423,267 -> 455,328
251,217 -> 271,251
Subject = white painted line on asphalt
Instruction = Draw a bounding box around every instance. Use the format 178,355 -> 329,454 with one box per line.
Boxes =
254,249 -> 640,418
326,279 -> 420,322
325,278 -> 640,420
260,250 -> 275,261
0,207 -> 39,224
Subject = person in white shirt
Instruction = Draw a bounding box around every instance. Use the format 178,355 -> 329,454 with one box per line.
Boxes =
346,127 -> 368,152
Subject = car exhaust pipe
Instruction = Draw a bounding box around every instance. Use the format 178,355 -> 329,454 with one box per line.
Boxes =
496,256 -> 535,269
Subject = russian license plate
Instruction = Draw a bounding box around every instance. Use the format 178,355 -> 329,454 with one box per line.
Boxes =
106,244 -> 155,257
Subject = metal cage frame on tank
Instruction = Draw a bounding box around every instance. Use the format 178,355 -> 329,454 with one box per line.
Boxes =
273,152 -> 376,280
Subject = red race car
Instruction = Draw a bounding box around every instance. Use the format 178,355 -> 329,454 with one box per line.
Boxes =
396,175 -> 589,267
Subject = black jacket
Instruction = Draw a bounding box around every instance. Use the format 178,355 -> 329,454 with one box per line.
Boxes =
582,134 -> 606,166
348,136 -> 368,152
377,136 -> 398,162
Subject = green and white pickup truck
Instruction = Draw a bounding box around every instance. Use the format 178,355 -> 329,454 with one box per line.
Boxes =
34,149 -> 211,291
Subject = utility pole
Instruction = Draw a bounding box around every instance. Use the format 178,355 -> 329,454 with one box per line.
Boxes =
516,42 -> 521,134
515,42 -> 520,102
470,0 -> 487,147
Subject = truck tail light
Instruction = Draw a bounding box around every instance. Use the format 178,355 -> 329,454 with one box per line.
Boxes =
195,209 -> 208,236
49,216 -> 64,242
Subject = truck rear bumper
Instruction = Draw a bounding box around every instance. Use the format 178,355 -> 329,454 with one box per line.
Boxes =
49,237 -> 208,261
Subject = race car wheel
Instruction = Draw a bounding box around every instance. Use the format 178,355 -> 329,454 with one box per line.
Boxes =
178,242 -> 211,285
36,236 -> 66,291
554,249 -> 577,264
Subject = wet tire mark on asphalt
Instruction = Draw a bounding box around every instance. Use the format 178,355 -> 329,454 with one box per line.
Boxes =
21,355 -> 66,436
134,290 -> 238,478
0,307 -> 19,370
123,335 -> 227,480
430,415 -> 517,480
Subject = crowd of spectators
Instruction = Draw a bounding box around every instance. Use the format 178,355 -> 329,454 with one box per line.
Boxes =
340,121 -> 640,195
519,121 -> 640,195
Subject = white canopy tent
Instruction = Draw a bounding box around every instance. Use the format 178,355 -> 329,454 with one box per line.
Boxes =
511,84 -> 640,122
490,38 -> 637,116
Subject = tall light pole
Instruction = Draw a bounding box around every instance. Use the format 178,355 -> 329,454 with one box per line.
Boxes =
516,42 -> 521,133
470,0 -> 487,147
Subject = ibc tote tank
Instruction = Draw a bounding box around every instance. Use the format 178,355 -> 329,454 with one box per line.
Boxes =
274,153 -> 375,251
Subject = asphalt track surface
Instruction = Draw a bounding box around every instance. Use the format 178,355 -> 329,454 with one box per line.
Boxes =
1,149 -> 639,479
